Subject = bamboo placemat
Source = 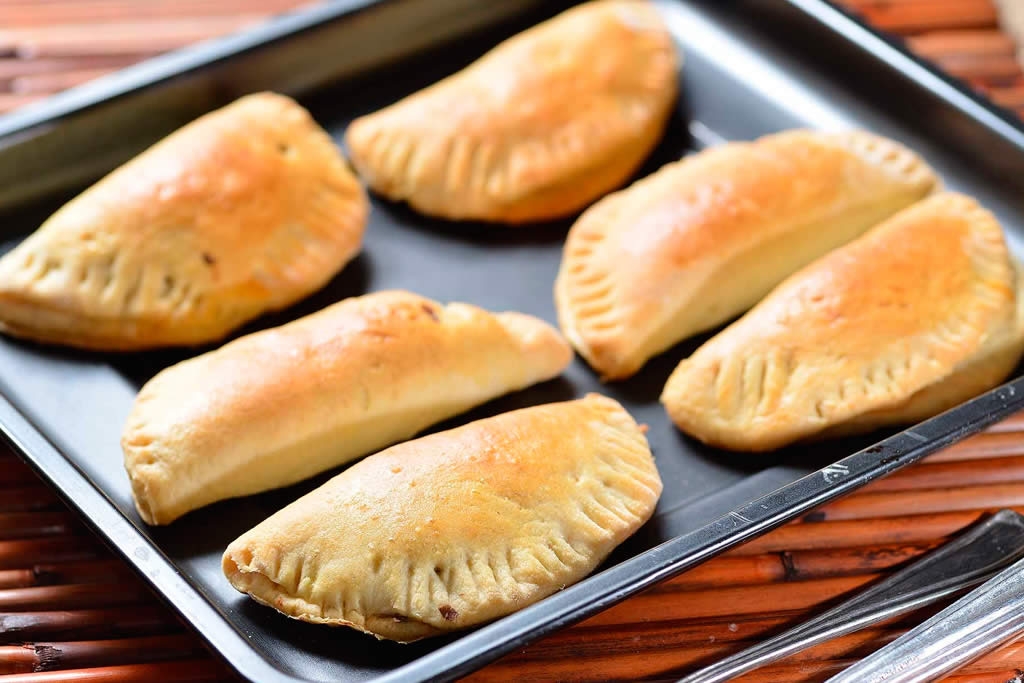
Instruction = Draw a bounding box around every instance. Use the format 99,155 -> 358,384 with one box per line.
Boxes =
2,0 -> 1024,681
5,425 -> 1024,681
0,0 -> 1022,119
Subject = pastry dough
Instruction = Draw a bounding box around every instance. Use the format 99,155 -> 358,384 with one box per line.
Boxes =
344,0 -> 678,224
661,193 -> 1024,451
222,394 -> 661,641
122,290 -> 572,525
555,129 -> 939,380
0,92 -> 368,350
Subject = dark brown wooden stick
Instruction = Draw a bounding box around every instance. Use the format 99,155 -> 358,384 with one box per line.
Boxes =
812,484 -> 1024,521
0,569 -> 36,590
842,0 -> 995,6
0,634 -> 208,674
521,606 -> 950,683
729,509 -> 989,555
908,30 -> 1016,58
580,575 -> 878,627
0,486 -> 61,513
11,67 -> 114,93
657,542 -> 938,590
507,625 -> 902,666
659,554 -> 787,589
550,613 -> 799,647
0,511 -> 78,540
0,1 -> 316,26
0,645 -> 36,674
519,606 -> 1017,682
0,583 -> 153,611
0,537 -> 100,569
924,431 -> 1024,462
838,0 -> 998,33
0,607 -> 181,642
0,560 -> 135,589
472,628 -> 902,682
550,602 -> 945,649
5,17 -> 266,59
0,659 -> 231,682
988,85 -> 1024,108
0,462 -> 39,485
781,542 -> 939,580
0,56 -> 139,81
863,456 -> 1024,492
927,53 -> 1024,80
983,410 -> 1024,433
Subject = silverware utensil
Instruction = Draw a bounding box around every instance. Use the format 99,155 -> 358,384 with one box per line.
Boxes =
678,509 -> 1024,683
826,533 -> 1024,682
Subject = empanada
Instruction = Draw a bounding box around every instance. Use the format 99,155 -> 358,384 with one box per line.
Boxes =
344,0 -> 678,224
123,290 -> 572,525
0,92 -> 368,350
662,193 -> 1024,452
555,129 -> 939,380
222,394 -> 661,642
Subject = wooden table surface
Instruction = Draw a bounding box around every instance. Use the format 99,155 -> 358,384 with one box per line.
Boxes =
2,1 -> 1024,681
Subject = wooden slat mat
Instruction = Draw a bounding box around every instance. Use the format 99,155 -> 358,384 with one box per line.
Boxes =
4,423 -> 1024,681
3,1 -> 1024,681
837,0 -> 1024,116
0,1 -> 1022,118
475,418 -> 1024,682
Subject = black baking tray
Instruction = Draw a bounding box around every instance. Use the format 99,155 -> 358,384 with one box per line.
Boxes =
3,1 -> 1024,681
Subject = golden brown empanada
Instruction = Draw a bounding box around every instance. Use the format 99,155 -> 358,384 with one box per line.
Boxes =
344,0 -> 678,224
123,290 -> 572,525
661,193 -> 1024,452
0,92 -> 368,350
555,129 -> 939,380
222,394 -> 661,642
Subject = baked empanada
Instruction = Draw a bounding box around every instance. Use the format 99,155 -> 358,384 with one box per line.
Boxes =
223,394 -> 661,641
344,0 -> 678,224
555,129 -> 939,380
0,92 -> 368,350
662,193 -> 1024,452
123,290 -> 572,525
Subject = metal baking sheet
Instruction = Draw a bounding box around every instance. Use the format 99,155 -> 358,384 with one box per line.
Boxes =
2,1 -> 1024,681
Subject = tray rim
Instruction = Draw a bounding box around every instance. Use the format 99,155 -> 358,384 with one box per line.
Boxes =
0,0 -> 382,139
813,0 -> 1024,150
3,1 -> 1024,681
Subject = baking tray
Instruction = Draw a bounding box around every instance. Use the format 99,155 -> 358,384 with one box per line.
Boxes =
2,0 -> 1024,681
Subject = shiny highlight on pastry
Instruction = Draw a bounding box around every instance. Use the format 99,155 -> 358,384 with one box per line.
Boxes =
0,92 -> 368,350
662,192 -> 1024,451
555,128 -> 939,380
122,290 -> 572,525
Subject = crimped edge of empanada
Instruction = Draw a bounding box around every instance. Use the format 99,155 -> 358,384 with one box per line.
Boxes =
224,544 -> 445,641
660,193 -> 1019,451
344,1 -> 680,224
0,92 -> 369,351
818,258 -> 1024,440
828,130 -> 940,190
122,291 -> 574,526
223,394 -> 662,642
555,129 -> 939,380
